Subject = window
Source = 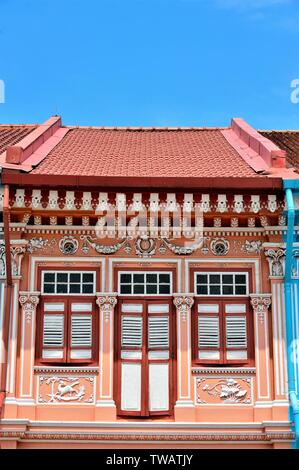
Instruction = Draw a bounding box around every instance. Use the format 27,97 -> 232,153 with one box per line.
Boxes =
37,297 -> 98,364
195,272 -> 248,296
193,270 -> 252,365
118,272 -> 172,296
193,299 -> 252,365
42,271 -> 96,295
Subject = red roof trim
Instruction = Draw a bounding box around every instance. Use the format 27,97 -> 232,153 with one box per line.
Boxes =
1,172 -> 282,190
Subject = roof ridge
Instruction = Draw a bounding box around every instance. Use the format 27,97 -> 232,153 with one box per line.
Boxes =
64,125 -> 229,131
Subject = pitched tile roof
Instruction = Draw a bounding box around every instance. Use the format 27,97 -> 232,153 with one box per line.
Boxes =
30,127 -> 258,178
0,125 -> 36,155
259,131 -> 299,171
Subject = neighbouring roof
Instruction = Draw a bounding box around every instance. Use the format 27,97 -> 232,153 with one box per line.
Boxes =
260,130 -> 299,171
0,125 -> 36,155
30,128 -> 257,179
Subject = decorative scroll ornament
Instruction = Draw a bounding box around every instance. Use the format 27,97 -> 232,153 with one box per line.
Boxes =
242,240 -> 263,254
0,243 -> 5,276
161,237 -> 203,256
96,294 -> 118,322
173,295 -> 194,322
250,294 -> 271,323
80,235 -> 128,255
19,292 -> 40,323
199,378 -> 250,404
27,237 -> 56,253
136,236 -> 156,258
59,236 -> 79,255
210,238 -> 229,256
264,248 -> 286,277
292,249 -> 299,277
10,246 -> 26,276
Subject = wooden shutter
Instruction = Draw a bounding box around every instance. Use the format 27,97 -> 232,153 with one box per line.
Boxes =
69,300 -> 95,362
121,316 -> 143,348
224,302 -> 249,363
40,299 -> 67,362
148,316 -> 169,349
196,301 -> 222,363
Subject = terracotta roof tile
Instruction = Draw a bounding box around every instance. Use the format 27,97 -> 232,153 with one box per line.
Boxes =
0,125 -> 36,155
259,131 -> 299,171
31,128 -> 258,178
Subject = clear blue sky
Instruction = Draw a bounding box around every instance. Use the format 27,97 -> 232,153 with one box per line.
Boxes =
0,0 -> 299,129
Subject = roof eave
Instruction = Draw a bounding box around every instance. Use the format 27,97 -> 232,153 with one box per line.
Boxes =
1,171 -> 283,191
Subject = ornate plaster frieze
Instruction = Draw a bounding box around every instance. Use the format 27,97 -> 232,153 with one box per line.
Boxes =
81,235 -> 128,255
250,294 -> 272,324
264,247 -> 286,277
27,237 -> 56,253
96,293 -> 118,322
210,237 -> 229,256
37,375 -> 95,404
19,292 -> 40,323
161,237 -> 203,255
135,236 -> 156,258
173,294 -> 194,322
59,235 -> 79,255
241,240 -> 263,254
196,377 -> 252,405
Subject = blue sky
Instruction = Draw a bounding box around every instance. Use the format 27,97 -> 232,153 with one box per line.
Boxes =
0,0 -> 298,129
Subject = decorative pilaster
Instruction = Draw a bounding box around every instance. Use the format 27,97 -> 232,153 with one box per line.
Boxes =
18,292 -> 40,399
173,294 -> 194,412
264,244 -> 288,408
250,294 -> 272,404
96,293 -> 118,414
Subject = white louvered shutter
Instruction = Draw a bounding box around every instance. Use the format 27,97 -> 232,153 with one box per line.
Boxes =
42,312 -> 65,360
226,316 -> 247,348
121,316 -> 143,348
148,316 -> 169,349
197,302 -> 221,361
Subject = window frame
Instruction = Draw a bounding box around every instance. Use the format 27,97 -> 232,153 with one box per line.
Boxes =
117,270 -> 174,297
191,268 -> 254,367
192,297 -> 254,366
41,270 -> 96,296
193,271 -> 249,297
36,296 -> 99,366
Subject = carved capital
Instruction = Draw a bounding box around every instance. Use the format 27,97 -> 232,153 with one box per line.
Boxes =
19,292 -> 40,323
264,246 -> 286,277
173,294 -> 194,322
96,293 -> 118,322
250,294 -> 272,324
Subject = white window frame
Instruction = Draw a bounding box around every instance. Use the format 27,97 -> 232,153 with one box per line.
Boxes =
194,271 -> 249,297
118,271 -> 173,296
41,271 -> 96,296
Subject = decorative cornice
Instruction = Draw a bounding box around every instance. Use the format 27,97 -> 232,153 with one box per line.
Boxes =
34,366 -> 99,375
192,368 -> 256,376
0,431 -> 294,443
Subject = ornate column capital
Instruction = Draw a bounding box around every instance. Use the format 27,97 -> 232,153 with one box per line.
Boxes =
263,244 -> 286,278
19,291 -> 40,323
96,293 -> 118,322
96,293 -> 118,309
173,294 -> 194,322
250,294 -> 272,323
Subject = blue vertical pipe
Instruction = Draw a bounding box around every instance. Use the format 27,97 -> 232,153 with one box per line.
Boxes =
285,187 -> 299,448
